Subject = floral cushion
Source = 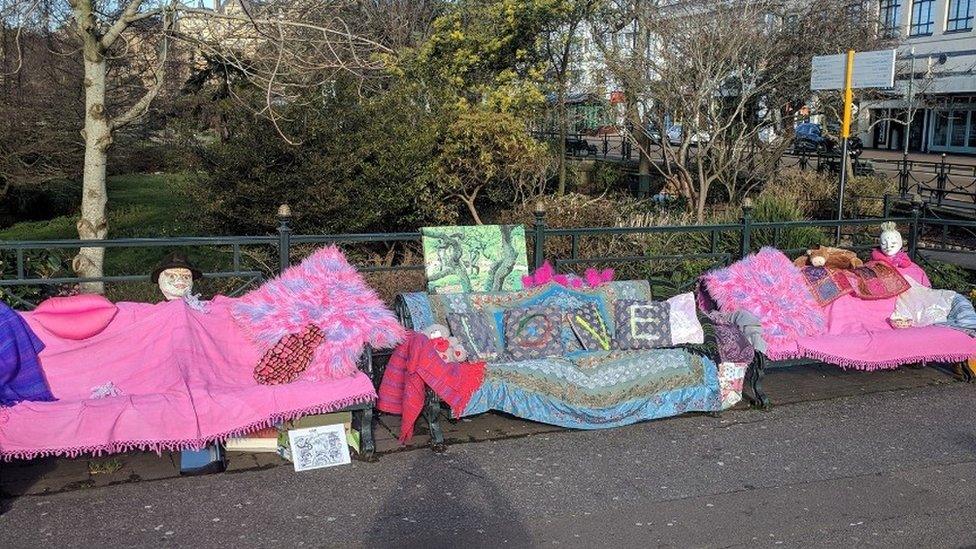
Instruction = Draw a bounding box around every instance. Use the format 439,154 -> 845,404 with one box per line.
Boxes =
503,306 -> 566,360
614,300 -> 672,350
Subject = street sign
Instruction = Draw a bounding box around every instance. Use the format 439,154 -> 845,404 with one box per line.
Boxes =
810,49 -> 896,90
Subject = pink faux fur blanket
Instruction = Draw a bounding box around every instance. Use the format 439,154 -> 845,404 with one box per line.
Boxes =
703,247 -> 826,355
232,245 -> 406,381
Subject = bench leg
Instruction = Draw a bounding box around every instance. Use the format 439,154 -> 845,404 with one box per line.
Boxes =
955,360 -> 975,383
424,390 -> 446,452
357,406 -> 377,461
747,353 -> 771,410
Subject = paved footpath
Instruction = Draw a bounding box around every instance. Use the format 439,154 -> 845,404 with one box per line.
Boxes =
1,383 -> 975,548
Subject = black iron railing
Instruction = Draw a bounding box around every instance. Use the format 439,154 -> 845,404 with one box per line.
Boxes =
4,195 -> 973,310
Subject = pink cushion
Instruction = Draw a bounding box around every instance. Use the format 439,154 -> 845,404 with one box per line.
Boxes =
31,295 -> 119,340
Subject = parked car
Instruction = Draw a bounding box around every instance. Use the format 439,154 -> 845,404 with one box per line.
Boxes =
565,136 -> 597,156
792,122 -> 863,158
666,124 -> 710,145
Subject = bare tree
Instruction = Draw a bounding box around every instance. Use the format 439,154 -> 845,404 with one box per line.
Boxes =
0,0 -> 389,290
542,0 -> 597,195
593,0 -> 887,221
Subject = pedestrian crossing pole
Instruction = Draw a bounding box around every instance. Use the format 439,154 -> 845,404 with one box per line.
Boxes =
836,49 -> 855,244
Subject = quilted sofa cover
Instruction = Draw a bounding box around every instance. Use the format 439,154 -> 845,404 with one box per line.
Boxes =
397,281 -> 730,429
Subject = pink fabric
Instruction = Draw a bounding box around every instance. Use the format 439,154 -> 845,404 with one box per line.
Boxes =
0,297 -> 375,460
784,326 -> 976,370
522,260 -> 614,290
31,295 -> 118,340
703,247 -> 826,356
763,262 -> 975,369
232,246 -> 405,380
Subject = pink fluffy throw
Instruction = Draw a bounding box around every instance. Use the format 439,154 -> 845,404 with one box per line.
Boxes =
232,245 -> 405,381
703,247 -> 826,353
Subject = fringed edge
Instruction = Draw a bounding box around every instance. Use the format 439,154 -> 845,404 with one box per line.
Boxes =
766,347 -> 974,372
0,392 -> 375,462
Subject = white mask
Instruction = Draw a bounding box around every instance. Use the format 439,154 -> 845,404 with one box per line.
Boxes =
879,223 -> 903,257
158,268 -> 194,301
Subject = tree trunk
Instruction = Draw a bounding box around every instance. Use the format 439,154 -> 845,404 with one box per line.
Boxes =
74,54 -> 111,293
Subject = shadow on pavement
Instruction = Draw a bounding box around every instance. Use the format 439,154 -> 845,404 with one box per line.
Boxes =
0,458 -> 57,516
365,453 -> 531,548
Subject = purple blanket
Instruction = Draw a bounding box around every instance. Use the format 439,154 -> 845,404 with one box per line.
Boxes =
0,303 -> 55,407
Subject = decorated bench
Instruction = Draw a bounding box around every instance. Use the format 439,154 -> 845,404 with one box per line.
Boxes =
392,280 -> 748,447
696,239 -> 976,408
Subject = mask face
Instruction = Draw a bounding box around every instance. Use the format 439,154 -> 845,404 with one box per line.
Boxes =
158,268 -> 194,301
879,231 -> 903,257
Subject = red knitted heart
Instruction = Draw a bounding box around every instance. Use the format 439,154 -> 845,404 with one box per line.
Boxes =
253,325 -> 325,385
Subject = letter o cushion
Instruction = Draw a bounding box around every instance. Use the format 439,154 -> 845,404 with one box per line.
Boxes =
31,294 -> 119,340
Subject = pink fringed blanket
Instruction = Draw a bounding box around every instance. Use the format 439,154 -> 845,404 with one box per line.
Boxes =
0,298 -> 376,460
703,247 -> 826,356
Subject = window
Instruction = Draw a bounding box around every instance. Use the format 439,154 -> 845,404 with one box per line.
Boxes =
909,0 -> 935,35
947,0 -> 974,31
879,0 -> 901,36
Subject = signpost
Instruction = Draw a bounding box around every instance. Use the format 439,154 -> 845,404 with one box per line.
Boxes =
810,49 -> 896,243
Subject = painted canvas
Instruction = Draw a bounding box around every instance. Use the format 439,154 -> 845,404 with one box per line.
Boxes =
421,225 -> 529,294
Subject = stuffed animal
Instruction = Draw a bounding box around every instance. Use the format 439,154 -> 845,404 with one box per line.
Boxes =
421,324 -> 468,363
793,246 -> 863,270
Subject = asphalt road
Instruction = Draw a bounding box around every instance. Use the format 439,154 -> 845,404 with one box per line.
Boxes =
2,383 -> 976,548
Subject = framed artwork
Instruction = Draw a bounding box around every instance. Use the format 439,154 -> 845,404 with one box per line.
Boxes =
421,225 -> 529,294
286,423 -> 351,472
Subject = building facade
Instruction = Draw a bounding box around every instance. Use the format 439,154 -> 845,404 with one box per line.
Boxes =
860,0 -> 976,153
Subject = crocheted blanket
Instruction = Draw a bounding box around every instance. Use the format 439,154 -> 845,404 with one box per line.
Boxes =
0,298 -> 376,460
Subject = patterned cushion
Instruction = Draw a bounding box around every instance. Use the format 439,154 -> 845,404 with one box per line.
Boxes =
503,306 -> 566,360
447,312 -> 499,361
614,300 -> 672,350
566,302 -> 613,351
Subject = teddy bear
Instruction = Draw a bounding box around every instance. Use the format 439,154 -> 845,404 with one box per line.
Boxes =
793,245 -> 863,270
421,324 -> 469,363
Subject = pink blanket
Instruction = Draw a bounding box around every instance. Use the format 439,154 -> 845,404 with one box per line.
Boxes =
766,263 -> 976,369
0,297 -> 375,460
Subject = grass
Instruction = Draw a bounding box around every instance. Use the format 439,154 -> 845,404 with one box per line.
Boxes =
0,173 -> 262,304
0,173 -> 192,241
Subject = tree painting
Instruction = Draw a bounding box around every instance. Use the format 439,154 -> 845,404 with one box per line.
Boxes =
421,225 -> 528,294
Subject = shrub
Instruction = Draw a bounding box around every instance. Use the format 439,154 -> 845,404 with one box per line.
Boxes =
187,80 -> 454,235
925,260 -> 976,295
1,179 -> 81,228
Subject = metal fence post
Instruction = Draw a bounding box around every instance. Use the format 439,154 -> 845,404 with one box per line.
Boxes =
740,197 -> 753,259
899,153 -> 909,197
908,193 -> 921,261
883,193 -> 892,219
937,153 -> 947,205
533,202 -> 547,269
277,204 -> 292,273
